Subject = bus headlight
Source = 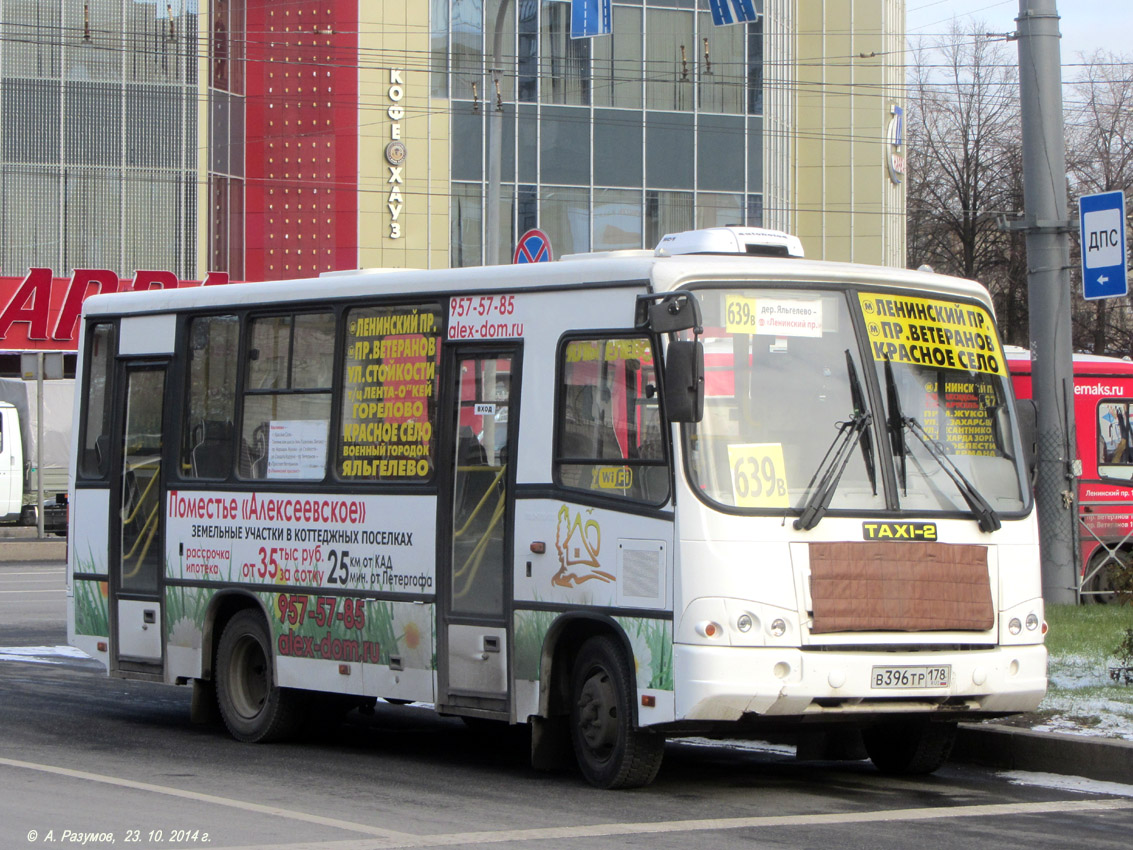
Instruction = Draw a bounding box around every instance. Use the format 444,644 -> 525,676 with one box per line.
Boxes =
736,614 -> 754,633
1008,618 -> 1022,635
1026,613 -> 1039,631
769,618 -> 787,637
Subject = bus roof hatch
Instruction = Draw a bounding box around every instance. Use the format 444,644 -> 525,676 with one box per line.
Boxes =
655,226 -> 804,259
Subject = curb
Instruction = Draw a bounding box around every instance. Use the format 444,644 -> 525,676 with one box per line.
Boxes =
954,723 -> 1133,785
0,539 -> 67,561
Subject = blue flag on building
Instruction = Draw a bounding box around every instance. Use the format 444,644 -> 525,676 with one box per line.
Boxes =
571,0 -> 612,39
709,0 -> 759,26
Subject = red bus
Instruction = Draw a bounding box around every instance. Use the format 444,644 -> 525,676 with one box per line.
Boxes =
1007,346 -> 1133,601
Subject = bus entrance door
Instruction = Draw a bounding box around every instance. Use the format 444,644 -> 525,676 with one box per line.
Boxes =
439,349 -> 518,715
111,363 -> 168,670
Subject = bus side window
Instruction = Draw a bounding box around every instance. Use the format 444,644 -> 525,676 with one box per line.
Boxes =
78,322 -> 116,480
181,315 -> 239,480
336,303 -> 443,483
555,336 -> 669,504
239,312 -> 334,481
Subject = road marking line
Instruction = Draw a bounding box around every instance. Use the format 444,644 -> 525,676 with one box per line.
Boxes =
367,798 -> 1133,848
4,755 -> 1132,850
0,757 -> 413,841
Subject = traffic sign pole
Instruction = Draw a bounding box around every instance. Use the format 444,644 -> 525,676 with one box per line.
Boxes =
1018,0 -> 1078,604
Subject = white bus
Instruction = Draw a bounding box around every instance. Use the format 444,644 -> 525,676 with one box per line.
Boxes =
67,228 -> 1046,788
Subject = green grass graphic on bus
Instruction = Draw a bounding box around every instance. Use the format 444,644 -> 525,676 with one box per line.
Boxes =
514,610 -> 672,691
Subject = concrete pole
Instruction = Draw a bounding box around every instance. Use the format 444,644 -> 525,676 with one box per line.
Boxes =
485,0 -> 513,266
1017,0 -> 1078,603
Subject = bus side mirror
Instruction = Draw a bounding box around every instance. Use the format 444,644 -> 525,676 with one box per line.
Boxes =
1014,398 -> 1037,482
665,341 -> 704,423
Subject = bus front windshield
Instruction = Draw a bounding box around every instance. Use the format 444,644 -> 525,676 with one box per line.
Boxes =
683,286 -> 1029,523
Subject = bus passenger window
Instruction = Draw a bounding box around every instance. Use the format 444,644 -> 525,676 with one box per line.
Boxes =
555,336 -> 669,504
181,315 -> 239,479
240,312 -> 334,481
337,303 -> 443,483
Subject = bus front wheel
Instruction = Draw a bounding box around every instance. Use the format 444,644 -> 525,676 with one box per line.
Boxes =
862,720 -> 956,775
569,635 -> 664,789
215,610 -> 305,743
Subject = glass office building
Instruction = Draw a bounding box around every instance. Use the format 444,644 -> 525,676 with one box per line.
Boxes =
0,1 -> 905,280
434,0 -> 765,266
0,0 -> 200,279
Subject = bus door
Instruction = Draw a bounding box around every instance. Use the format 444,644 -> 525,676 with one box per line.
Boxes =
439,347 -> 519,714
110,362 -> 169,671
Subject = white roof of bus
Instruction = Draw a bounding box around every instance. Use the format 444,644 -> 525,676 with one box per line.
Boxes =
80,252 -> 992,318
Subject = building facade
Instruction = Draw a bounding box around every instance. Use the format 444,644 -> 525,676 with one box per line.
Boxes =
0,0 -> 906,291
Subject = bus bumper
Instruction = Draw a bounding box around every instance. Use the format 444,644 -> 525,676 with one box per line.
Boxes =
673,643 -> 1048,723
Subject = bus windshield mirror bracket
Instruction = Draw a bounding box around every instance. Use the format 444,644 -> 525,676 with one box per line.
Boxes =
635,292 -> 703,335
636,292 -> 704,423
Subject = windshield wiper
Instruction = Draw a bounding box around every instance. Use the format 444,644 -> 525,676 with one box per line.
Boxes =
883,358 -> 1001,533
847,351 -> 878,497
794,351 -> 875,531
885,358 -> 908,492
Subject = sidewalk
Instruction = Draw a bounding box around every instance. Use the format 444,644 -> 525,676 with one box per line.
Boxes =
954,722 -> 1133,784
0,528 -> 66,561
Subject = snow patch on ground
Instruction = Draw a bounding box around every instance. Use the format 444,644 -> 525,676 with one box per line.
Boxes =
0,645 -> 92,665
1040,652 -> 1133,740
1000,770 -> 1133,798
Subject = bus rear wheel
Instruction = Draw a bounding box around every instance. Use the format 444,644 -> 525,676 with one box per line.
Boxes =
569,635 -> 664,789
216,610 -> 305,743
862,720 -> 956,775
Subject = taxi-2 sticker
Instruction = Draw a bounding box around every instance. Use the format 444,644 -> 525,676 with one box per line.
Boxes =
862,521 -> 938,541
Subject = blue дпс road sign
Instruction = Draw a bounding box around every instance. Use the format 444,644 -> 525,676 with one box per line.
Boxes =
1080,190 -> 1128,301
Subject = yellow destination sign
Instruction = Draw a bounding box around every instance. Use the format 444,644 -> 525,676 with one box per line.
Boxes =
858,293 -> 1005,376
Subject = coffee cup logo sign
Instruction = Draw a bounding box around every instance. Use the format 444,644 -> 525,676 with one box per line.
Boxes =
886,104 -> 905,185
387,70 -> 406,240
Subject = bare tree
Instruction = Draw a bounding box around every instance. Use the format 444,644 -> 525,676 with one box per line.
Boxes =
906,23 -> 1028,345
1065,51 -> 1133,356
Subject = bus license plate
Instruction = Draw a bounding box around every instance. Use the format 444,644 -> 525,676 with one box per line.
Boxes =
871,665 -> 951,689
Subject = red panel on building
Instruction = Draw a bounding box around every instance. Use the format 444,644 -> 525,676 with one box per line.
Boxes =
244,1 -> 359,281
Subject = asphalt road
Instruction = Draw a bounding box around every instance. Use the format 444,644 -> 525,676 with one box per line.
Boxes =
2,559 -> 1133,850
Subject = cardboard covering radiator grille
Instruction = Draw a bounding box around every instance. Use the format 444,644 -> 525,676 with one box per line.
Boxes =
808,542 -> 993,633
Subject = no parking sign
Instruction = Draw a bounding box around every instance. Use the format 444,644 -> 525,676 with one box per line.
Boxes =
513,229 -> 553,264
